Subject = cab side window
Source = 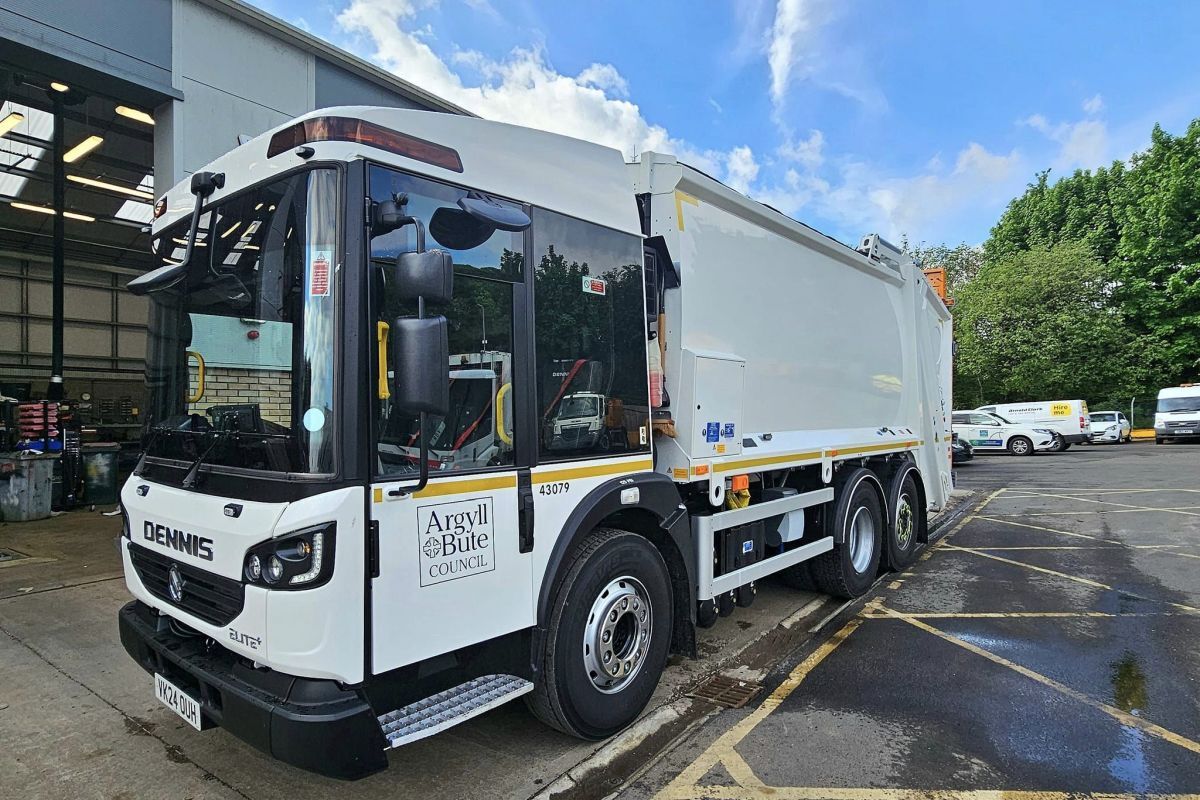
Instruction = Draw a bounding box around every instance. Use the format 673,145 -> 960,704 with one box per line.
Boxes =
370,165 -> 524,476
969,414 -> 997,426
531,209 -> 650,462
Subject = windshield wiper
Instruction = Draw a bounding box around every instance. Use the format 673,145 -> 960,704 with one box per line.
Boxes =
181,431 -> 230,489
135,427 -> 169,477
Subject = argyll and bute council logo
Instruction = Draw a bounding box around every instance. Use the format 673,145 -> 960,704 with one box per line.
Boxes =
416,497 -> 496,587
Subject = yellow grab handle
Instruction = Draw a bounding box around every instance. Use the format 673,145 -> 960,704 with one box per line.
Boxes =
496,382 -> 513,446
376,322 -> 391,400
187,351 -> 205,403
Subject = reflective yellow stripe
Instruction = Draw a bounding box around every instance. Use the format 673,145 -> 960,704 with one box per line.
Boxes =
830,440 -> 920,457
534,459 -> 653,484
411,474 -> 517,499
715,451 -> 822,473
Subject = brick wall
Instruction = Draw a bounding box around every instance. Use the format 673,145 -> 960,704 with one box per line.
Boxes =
188,365 -> 292,427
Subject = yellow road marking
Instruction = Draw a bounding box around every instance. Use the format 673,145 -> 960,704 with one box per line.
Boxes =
1014,491 -> 1200,517
655,617 -> 862,799
1005,486 -> 1200,494
941,545 -> 1200,614
533,458 -> 653,484
953,544 -> 1183,551
862,610 -> 1179,619
670,787 -> 1200,800
975,515 -> 1123,544
986,506 -> 1200,517
973,487 -> 1006,514
877,604 -> 1200,757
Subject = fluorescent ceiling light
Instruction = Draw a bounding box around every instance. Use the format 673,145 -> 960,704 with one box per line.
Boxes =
221,221 -> 242,238
115,105 -> 154,126
67,174 -> 154,200
0,102 -> 52,199
9,201 -> 95,222
10,201 -> 54,216
63,135 -> 103,163
0,111 -> 24,137
50,82 -> 70,93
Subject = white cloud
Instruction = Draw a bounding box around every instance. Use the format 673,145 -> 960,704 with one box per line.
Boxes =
336,0 -> 724,172
778,129 -> 824,168
1083,93 -> 1105,114
1021,112 -> 1109,170
725,146 -> 760,194
767,0 -> 813,106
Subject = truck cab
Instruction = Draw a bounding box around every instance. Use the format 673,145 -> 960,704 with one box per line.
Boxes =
1155,385 -> 1200,443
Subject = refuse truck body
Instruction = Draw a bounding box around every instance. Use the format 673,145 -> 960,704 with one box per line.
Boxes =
116,106 -> 953,779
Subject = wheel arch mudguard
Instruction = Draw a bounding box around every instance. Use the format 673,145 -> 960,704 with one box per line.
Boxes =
533,471 -> 695,664
829,465 -> 886,544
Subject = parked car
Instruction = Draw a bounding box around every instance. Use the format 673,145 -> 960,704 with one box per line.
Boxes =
1155,385 -> 1200,444
952,410 -> 1057,456
1088,411 -> 1131,444
974,400 -> 1091,451
951,432 -> 974,463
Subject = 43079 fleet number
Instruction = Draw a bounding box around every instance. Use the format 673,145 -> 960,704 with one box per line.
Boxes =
538,481 -> 570,495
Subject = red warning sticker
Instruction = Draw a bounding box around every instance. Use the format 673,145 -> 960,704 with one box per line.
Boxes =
310,251 -> 331,297
581,275 -> 607,296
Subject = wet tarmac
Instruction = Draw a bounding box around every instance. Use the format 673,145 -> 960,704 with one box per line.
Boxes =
623,442 -> 1200,799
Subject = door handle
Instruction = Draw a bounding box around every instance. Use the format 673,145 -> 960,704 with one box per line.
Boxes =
518,482 -> 534,554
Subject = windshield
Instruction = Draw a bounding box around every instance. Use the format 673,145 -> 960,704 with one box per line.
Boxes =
1091,413 -> 1117,422
142,169 -> 339,474
1158,396 -> 1200,413
558,396 -> 600,419
990,413 -> 1014,424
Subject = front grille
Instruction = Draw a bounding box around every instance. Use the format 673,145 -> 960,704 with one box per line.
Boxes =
1167,421 -> 1197,429
128,544 -> 245,626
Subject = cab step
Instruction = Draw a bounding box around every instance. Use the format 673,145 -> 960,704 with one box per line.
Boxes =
377,674 -> 533,748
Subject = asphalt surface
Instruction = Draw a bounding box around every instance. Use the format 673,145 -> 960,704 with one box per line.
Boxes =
623,441 -> 1200,799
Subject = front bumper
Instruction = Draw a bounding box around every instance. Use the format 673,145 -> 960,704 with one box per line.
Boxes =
1159,427 -> 1200,439
119,601 -> 387,780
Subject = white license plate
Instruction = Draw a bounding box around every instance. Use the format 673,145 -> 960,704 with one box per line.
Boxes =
155,673 -> 203,731
1176,429 -> 1194,434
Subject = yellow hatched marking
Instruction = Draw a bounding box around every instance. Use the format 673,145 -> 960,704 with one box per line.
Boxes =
976,515 -> 1123,544
533,458 -> 653,484
669,787 -> 1200,799
942,545 -> 1200,614
674,190 -> 699,231
1013,491 -> 1200,517
863,610 -> 1180,619
655,617 -> 862,799
411,474 -> 517,499
877,604 -> 1200,757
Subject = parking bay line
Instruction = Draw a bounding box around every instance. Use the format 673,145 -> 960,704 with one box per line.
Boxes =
1010,491 -> 1200,518
668,785 -> 1200,799
940,545 -> 1200,614
875,604 -> 1200,758
862,610 -> 1183,619
986,506 -> 1200,517
654,617 -> 864,799
972,516 -> 1200,562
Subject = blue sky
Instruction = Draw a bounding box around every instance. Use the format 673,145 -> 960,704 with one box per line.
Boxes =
251,0 -> 1200,247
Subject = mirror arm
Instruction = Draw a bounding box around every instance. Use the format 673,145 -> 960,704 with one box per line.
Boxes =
388,412 -> 430,497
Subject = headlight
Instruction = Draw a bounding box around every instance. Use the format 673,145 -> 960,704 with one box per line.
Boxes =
243,523 -> 335,590
1106,425 -> 1117,433
1155,421 -> 1166,428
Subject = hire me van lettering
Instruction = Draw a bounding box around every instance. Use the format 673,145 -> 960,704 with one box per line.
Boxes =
143,521 -> 215,561
417,498 -> 497,587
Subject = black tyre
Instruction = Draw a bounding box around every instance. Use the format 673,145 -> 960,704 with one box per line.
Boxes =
883,467 -> 923,571
1058,442 -> 1072,451
1008,436 -> 1034,456
1156,437 -> 1165,445
526,528 -> 672,739
780,559 -> 817,590
809,468 -> 883,599
1047,436 -> 1066,452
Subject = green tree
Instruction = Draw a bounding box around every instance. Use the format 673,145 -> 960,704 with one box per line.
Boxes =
952,242 -> 1141,407
903,240 -> 984,289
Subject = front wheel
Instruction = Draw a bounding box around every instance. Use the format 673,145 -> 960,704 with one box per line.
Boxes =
527,528 -> 672,739
1008,436 -> 1034,456
809,468 -> 883,599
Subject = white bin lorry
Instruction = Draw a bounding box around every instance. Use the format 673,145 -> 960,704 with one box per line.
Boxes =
117,107 -> 953,779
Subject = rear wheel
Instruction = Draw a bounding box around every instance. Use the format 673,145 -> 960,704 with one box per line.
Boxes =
809,469 -> 883,599
884,468 -> 922,571
527,528 -> 672,739
1156,437 -> 1164,445
1008,436 -> 1033,456
1047,436 -> 1066,452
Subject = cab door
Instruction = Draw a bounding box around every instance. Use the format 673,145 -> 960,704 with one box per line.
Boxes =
364,163 -> 533,675
966,413 -> 1005,450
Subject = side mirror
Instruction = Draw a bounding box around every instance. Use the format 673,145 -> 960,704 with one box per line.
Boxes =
391,316 -> 449,417
390,250 -> 454,304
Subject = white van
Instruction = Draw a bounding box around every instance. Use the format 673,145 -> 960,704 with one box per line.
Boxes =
975,400 -> 1090,450
1154,385 -> 1200,444
952,410 -> 1057,455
